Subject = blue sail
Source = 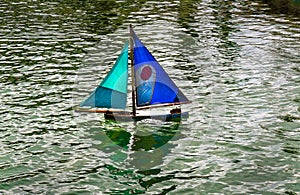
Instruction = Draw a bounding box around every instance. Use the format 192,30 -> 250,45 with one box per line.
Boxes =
132,30 -> 190,107
80,42 -> 129,109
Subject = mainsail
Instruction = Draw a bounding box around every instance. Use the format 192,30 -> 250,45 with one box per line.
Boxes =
80,42 -> 129,109
131,28 -> 190,108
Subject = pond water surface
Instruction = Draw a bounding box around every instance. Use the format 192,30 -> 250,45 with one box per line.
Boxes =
0,0 -> 299,194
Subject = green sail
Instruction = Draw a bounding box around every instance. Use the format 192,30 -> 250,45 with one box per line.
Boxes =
80,42 -> 129,109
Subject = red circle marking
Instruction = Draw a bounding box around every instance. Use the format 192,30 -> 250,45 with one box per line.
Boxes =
140,66 -> 152,80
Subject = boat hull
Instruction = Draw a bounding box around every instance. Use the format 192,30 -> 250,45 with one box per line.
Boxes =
104,112 -> 189,122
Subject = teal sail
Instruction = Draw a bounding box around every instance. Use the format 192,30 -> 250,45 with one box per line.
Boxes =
80,42 -> 129,109
131,28 -> 190,108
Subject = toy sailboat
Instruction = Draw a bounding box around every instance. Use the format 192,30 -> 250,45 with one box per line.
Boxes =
77,25 -> 191,122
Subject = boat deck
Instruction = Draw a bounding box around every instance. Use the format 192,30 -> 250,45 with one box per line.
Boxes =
104,112 -> 189,122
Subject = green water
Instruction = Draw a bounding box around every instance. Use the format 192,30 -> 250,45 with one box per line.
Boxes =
0,0 -> 299,194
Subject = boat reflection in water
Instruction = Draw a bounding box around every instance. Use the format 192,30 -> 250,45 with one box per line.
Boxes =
104,120 -> 182,171
84,119 -> 198,193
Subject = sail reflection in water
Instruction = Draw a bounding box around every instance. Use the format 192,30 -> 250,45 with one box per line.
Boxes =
89,121 -> 182,171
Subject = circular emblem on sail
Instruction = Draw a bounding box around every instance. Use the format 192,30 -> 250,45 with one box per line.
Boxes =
140,66 -> 152,80
135,65 -> 156,106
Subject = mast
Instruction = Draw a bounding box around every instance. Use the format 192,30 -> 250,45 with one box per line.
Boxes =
129,24 -> 136,116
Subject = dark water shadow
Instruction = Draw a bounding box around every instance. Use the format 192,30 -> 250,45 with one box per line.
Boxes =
262,0 -> 300,16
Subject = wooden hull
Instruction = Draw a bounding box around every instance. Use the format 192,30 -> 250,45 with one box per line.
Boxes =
104,112 -> 189,122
